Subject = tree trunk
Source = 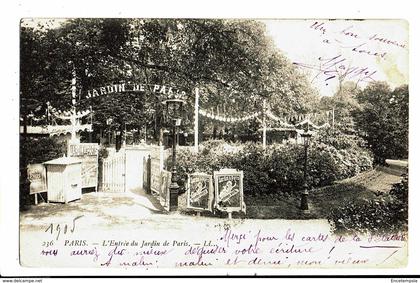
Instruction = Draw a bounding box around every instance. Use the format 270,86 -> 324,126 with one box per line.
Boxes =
212,125 -> 218,139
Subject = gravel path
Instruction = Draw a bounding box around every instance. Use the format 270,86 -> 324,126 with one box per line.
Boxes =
336,166 -> 402,193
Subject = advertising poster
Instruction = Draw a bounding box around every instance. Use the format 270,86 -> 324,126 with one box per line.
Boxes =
27,163 -> 47,195
187,173 -> 213,211
68,143 -> 99,189
214,169 -> 244,212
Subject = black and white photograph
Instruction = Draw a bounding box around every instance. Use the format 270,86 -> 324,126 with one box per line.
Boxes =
17,17 -> 409,269
1,1 -> 419,279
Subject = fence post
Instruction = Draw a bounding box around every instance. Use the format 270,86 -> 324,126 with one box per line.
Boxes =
146,155 -> 152,194
98,158 -> 103,192
143,156 -> 146,191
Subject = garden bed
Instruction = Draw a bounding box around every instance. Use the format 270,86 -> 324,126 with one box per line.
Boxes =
243,182 -> 377,220
177,166 -> 402,221
177,181 -> 379,220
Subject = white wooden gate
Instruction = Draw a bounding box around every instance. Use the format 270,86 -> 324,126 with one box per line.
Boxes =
102,150 -> 126,192
125,147 -> 149,190
101,147 -> 150,192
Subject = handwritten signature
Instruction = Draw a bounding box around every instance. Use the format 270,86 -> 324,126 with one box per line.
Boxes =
293,55 -> 377,85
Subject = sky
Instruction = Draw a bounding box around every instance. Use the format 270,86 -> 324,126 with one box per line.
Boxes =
264,19 -> 409,96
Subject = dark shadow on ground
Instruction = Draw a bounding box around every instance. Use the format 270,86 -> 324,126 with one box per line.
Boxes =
129,187 -> 168,214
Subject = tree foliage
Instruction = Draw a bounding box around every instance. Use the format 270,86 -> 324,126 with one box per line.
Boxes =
318,81 -> 361,133
20,19 -> 318,142
353,82 -> 408,163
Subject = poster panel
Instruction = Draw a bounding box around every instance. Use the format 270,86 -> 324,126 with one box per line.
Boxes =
68,143 -> 99,189
187,173 -> 213,211
27,164 -> 47,194
214,168 -> 245,213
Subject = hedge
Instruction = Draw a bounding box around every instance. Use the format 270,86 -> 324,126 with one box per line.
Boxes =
20,136 -> 66,209
168,139 -> 373,195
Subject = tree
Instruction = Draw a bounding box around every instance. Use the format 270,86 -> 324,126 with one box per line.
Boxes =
353,82 -> 408,163
20,26 -> 65,137
20,19 -> 318,143
318,81 -> 361,132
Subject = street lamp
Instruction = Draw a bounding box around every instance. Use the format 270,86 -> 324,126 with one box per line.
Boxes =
162,98 -> 185,211
300,127 -> 313,211
106,117 -> 113,145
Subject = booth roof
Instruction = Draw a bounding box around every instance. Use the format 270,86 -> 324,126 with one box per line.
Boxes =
43,156 -> 82,165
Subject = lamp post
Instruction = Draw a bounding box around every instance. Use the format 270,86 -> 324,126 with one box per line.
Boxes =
162,98 -> 185,211
106,118 -> 113,145
300,126 -> 313,211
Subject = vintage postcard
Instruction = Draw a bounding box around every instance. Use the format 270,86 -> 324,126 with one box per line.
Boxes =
17,17 -> 410,273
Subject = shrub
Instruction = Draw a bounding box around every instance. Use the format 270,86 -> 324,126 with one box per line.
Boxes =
233,142 -> 274,195
20,136 -> 66,165
171,138 -> 373,196
328,173 -> 408,234
314,127 -> 366,150
20,136 -> 66,209
169,140 -> 241,187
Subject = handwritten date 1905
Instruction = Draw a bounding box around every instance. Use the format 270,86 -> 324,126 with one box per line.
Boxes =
45,215 -> 84,240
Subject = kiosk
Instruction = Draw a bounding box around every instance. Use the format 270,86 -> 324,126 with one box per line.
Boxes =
44,156 -> 82,203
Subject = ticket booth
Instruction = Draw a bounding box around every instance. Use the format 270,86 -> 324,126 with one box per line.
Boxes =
44,157 -> 82,203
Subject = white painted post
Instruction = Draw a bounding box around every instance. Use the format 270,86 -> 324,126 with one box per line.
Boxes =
159,146 -> 164,172
262,100 -> 267,149
194,87 -> 199,153
159,128 -> 164,171
123,123 -> 127,147
70,64 -> 78,143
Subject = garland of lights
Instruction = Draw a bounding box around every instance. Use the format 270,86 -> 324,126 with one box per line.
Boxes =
25,104 -> 93,125
199,107 -> 331,130
28,102 -> 330,130
198,109 -> 260,123
295,118 -> 330,129
50,109 -> 91,120
265,110 -> 295,127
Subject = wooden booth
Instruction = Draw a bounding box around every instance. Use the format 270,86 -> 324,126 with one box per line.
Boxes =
44,156 -> 82,203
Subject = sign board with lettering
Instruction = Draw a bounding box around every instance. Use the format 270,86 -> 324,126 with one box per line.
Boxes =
68,143 -> 99,190
27,164 -> 47,194
85,83 -> 188,102
186,173 -> 213,211
214,169 -> 245,213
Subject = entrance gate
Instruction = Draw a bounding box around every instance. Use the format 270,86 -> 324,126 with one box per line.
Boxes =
100,145 -> 171,210
101,147 -> 149,192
